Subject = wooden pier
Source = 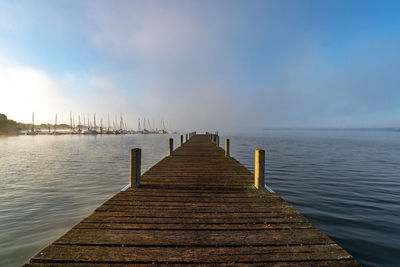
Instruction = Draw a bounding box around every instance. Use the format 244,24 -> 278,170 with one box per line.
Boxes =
25,134 -> 358,266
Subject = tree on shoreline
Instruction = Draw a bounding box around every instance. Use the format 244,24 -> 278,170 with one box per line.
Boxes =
0,113 -> 21,134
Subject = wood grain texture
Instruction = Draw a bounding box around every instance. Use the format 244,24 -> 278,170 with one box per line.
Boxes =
25,134 -> 359,266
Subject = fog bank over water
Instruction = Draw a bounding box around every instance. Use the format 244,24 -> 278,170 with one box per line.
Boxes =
1,0 -> 400,130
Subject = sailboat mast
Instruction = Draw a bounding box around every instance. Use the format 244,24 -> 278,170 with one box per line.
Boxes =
31,112 -> 34,132
107,113 -> 110,131
54,114 -> 57,133
70,111 -> 73,131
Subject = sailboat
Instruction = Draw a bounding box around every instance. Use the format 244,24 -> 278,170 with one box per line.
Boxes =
84,127 -> 97,135
105,113 -> 113,134
53,114 -> 61,135
158,118 -> 167,134
100,118 -> 103,134
26,112 -> 37,135
83,114 -> 98,134
69,112 -> 76,134
120,115 -> 127,134
77,115 -> 82,134
137,118 -> 142,134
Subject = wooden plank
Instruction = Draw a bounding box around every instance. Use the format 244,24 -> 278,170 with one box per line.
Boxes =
54,229 -> 333,246
81,214 -> 310,224
74,222 -> 314,230
85,211 -> 302,218
94,205 -> 296,213
30,244 -> 354,263
26,262 -> 359,267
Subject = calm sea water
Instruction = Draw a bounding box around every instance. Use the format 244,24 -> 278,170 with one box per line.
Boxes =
0,130 -> 399,266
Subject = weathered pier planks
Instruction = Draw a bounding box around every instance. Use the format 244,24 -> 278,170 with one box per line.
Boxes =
25,134 -> 358,266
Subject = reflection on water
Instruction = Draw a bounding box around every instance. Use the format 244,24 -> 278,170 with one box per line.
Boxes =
0,134 -> 179,266
1,130 -> 400,266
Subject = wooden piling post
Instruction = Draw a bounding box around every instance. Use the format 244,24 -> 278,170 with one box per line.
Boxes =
216,135 -> 219,147
225,139 -> 230,157
181,135 -> 183,146
186,134 -> 188,141
130,148 -> 141,189
169,138 -> 174,156
255,149 -> 265,189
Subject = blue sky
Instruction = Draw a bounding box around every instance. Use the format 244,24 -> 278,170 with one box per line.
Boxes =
0,0 -> 399,130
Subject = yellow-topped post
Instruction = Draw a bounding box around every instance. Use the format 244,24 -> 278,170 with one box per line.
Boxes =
254,149 -> 265,189
225,139 -> 230,157
130,148 -> 141,189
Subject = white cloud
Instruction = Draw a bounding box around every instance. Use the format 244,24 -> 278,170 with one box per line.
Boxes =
0,61 -> 66,124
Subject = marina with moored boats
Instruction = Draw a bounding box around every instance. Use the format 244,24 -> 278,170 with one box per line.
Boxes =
25,112 -> 174,135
